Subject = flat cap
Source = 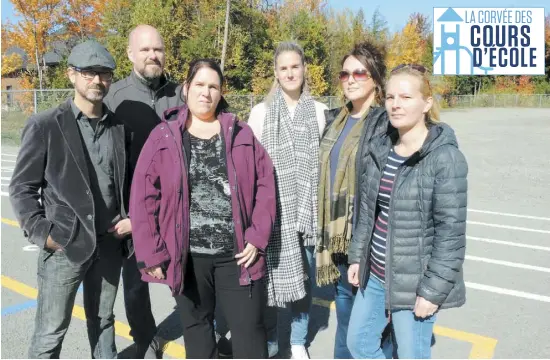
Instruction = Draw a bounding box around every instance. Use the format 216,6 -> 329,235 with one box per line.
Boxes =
68,40 -> 116,70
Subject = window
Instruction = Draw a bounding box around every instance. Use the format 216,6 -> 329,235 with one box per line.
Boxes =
6,85 -> 13,106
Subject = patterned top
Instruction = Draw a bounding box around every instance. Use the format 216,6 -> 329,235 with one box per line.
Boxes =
188,133 -> 234,256
370,148 -> 408,283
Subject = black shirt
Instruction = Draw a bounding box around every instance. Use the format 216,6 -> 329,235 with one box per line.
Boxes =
188,133 -> 234,256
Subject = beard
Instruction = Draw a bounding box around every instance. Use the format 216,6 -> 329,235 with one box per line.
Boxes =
77,84 -> 107,102
140,61 -> 163,81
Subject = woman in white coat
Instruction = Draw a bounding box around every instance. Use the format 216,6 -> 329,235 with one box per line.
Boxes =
248,41 -> 327,359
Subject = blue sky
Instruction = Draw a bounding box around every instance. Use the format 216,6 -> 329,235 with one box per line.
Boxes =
1,0 -> 547,32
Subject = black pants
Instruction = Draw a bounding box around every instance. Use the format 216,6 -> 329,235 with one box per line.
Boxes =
175,255 -> 267,359
122,253 -> 158,345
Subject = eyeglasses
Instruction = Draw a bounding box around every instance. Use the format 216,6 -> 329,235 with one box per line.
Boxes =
391,64 -> 427,74
73,67 -> 114,81
338,69 -> 371,82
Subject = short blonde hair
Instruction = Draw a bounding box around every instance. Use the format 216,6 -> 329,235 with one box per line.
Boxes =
389,64 -> 440,123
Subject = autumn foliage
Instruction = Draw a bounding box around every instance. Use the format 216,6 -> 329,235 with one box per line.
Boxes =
1,0 -> 549,96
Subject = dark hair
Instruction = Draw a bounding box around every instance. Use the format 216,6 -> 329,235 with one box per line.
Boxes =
184,58 -> 229,115
341,41 -> 386,104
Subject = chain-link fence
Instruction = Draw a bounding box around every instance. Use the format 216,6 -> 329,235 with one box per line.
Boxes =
1,89 -> 549,145
0,90 -> 343,145
444,94 -> 550,108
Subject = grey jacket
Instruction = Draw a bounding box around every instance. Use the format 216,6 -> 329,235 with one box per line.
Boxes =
104,71 -> 184,180
9,99 -> 128,265
349,122 -> 468,310
104,71 -> 183,257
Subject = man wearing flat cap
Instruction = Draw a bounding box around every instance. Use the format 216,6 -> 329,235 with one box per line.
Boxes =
10,40 -> 130,358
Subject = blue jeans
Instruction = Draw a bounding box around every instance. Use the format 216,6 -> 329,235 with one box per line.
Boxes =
29,237 -> 123,359
266,245 -> 315,354
334,265 -> 353,359
347,276 -> 436,359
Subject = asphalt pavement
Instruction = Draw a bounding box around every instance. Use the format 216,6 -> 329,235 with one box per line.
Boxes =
1,107 -> 549,358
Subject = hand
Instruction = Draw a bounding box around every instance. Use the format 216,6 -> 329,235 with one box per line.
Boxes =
108,218 -> 132,239
45,236 -> 62,251
235,243 -> 259,268
145,265 -> 165,280
414,296 -> 438,318
348,264 -> 360,287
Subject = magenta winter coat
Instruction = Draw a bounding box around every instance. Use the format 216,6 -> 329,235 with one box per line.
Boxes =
129,105 -> 276,295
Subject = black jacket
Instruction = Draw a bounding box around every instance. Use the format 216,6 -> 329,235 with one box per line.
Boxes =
348,122 -> 468,310
324,104 -> 390,241
104,71 -> 184,181
9,99 -> 128,265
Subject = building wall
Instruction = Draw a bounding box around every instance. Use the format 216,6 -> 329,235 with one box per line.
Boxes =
1,76 -> 23,91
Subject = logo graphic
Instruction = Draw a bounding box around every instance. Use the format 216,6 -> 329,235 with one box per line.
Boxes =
433,8 -> 545,75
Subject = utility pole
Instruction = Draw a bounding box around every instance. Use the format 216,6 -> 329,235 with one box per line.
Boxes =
220,0 -> 231,71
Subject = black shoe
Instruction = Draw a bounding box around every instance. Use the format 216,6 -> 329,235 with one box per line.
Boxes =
217,335 -> 233,358
136,337 -> 162,359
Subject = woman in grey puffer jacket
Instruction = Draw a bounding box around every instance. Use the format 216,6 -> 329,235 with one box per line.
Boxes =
346,64 -> 468,359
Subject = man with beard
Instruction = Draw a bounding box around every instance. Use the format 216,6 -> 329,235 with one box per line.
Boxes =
9,41 -> 129,358
104,24 -> 183,359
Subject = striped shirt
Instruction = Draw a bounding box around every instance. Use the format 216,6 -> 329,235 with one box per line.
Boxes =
370,148 -> 408,283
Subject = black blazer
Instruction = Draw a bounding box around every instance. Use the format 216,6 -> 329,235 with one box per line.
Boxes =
9,99 -> 129,265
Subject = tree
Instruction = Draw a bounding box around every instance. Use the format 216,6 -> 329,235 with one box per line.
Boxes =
386,20 -> 424,70
1,25 -> 24,76
545,14 -> 550,81
6,0 -> 64,89
220,0 -> 231,71
62,0 -> 109,41
409,12 -> 430,39
1,53 -> 23,76
366,7 -> 389,48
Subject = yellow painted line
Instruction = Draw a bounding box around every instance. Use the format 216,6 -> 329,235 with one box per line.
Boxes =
1,275 -> 38,298
312,297 -> 497,358
1,276 -> 187,358
2,219 -> 187,355
2,218 -> 20,227
3,217 -> 496,358
435,324 -> 497,359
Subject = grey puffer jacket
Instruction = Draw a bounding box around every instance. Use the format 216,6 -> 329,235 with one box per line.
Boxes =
348,122 -> 468,310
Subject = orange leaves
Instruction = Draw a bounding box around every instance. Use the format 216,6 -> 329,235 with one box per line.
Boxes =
3,0 -> 110,66
62,0 -> 109,40
1,53 -> 23,76
494,76 -> 535,95
516,76 -> 536,94
5,0 -> 63,65
386,20 -> 425,70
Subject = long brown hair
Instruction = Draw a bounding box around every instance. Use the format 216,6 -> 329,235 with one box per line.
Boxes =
341,41 -> 386,105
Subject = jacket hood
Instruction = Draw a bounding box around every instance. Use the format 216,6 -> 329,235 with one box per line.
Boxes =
370,121 -> 459,165
418,122 -> 459,157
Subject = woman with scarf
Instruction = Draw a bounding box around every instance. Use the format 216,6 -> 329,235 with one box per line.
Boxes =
316,41 -> 389,359
247,41 -> 327,359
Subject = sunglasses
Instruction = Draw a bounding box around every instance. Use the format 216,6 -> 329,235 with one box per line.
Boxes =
391,64 -> 427,74
338,69 -> 371,82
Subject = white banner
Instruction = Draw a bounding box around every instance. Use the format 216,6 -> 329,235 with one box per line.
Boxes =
433,7 -> 546,75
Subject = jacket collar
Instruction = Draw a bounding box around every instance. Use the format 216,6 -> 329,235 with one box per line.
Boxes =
168,105 -> 237,143
129,70 -> 169,94
56,99 -> 91,187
